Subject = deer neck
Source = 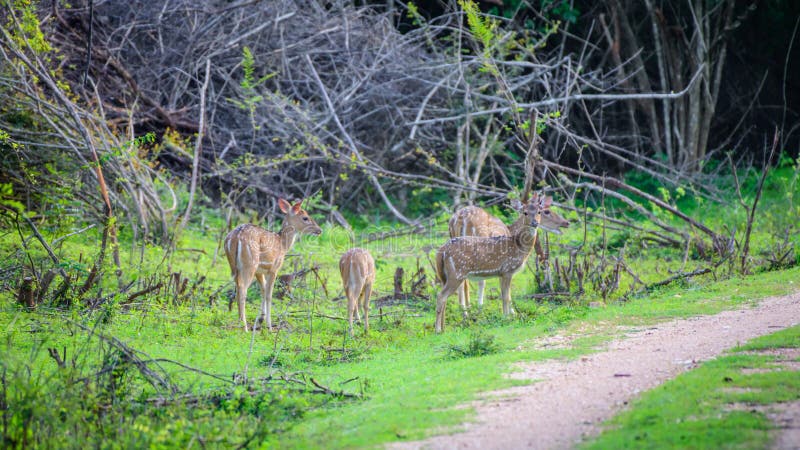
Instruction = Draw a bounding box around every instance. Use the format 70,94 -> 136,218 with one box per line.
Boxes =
509,215 -> 538,256
278,225 -> 298,251
512,226 -> 538,253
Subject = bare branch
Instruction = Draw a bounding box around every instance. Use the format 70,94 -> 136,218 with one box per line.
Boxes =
305,54 -> 414,225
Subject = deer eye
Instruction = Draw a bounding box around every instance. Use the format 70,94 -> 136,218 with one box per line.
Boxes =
303,217 -> 310,222
544,211 -> 551,215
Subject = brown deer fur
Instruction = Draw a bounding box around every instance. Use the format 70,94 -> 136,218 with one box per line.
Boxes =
435,195 -> 550,332
448,200 -> 569,309
224,199 -> 321,331
339,248 -> 376,336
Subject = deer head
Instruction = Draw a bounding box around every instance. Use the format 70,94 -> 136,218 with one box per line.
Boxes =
278,198 -> 322,236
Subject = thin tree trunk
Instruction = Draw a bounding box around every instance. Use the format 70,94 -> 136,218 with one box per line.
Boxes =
697,0 -> 734,164
179,59 -> 210,232
615,0 -> 661,152
600,11 -> 640,153
645,0 -> 673,163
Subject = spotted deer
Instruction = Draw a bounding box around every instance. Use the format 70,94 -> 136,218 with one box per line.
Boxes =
448,201 -> 569,309
434,195 -> 549,333
224,199 -> 321,331
339,248 -> 376,336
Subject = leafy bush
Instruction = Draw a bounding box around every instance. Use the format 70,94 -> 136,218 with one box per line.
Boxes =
0,321 -> 333,449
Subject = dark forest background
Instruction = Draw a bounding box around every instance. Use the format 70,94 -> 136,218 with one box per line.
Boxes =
1,0 -> 799,231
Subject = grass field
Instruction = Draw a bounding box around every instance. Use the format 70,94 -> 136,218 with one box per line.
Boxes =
3,214 -> 799,448
2,166 -> 800,448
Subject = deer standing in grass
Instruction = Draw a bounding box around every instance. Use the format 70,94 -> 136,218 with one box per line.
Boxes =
224,199 -> 321,331
448,202 -> 569,309
435,194 -> 550,333
339,248 -> 376,336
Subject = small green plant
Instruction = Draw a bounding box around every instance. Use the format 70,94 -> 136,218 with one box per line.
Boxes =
445,330 -> 502,358
406,1 -> 425,27
228,46 -> 275,139
5,0 -> 52,54
458,0 -> 502,76
540,0 -> 579,24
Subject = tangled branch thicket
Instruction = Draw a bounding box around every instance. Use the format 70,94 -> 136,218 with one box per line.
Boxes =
1,0 -> 787,274
47,0 -> 467,222
6,1 -> 649,219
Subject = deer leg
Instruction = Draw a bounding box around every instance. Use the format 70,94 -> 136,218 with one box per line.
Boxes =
458,281 -> 472,309
476,280 -> 486,307
254,273 -> 266,329
354,287 -> 363,323
362,282 -> 372,334
435,278 -> 460,333
500,275 -> 513,316
435,290 -> 447,333
235,272 -> 255,332
257,272 -> 276,331
458,282 -> 470,319
345,286 -> 356,337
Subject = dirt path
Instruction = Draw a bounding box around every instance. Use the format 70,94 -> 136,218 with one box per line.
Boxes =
391,292 -> 800,450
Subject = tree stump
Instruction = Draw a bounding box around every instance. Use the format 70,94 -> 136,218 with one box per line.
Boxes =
393,267 -> 404,300
17,276 -> 35,308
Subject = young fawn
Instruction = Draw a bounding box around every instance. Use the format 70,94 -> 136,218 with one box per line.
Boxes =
339,248 -> 376,336
224,199 -> 321,331
435,195 -> 550,332
448,202 -> 569,308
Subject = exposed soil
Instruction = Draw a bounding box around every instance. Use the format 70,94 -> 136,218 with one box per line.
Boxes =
390,292 -> 800,450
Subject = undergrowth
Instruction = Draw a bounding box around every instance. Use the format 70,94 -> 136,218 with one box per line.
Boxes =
444,329 -> 502,359
1,164 -> 799,448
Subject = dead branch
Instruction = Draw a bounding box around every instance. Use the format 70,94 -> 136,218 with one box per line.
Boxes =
408,67 -> 704,126
70,320 -> 178,395
543,159 -> 719,243
740,129 -> 779,273
18,214 -> 66,277
47,347 -> 66,368
309,377 -> 360,398
178,58 -> 211,233
305,54 -> 413,225
644,267 -> 712,291
123,282 -> 164,305
276,265 -> 319,299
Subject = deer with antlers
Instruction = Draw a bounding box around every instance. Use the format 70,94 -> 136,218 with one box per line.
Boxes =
448,201 -> 569,309
224,198 -> 321,331
434,194 -> 551,333
339,248 -> 376,336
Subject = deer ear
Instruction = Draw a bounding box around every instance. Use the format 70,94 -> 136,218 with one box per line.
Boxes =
509,199 -> 523,211
278,198 -> 291,213
292,201 -> 303,214
543,196 -> 553,207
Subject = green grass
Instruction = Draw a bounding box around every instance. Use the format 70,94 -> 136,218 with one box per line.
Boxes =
582,325 -> 800,450
4,261 -> 797,448
2,164 -> 800,448
276,268 -> 800,448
